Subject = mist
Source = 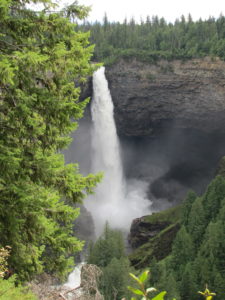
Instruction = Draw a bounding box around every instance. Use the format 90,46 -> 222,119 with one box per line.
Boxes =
120,123 -> 225,211
64,71 -> 225,239
83,67 -> 151,236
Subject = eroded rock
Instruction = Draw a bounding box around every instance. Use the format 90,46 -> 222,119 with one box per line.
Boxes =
105,57 -> 225,137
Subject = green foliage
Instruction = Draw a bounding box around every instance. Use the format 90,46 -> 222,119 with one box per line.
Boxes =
128,270 -> 168,300
79,15 -> 225,64
198,286 -> 216,299
216,156 -> 225,177
202,175 -> 225,220
101,257 -> 131,300
88,222 -> 125,267
153,176 -> 225,299
181,191 -> 197,226
186,197 -> 206,247
144,205 -> 181,224
0,246 -> 36,299
154,258 -> 179,300
0,276 -> 37,300
129,206 -> 181,269
0,0 -> 101,281
88,223 -> 132,300
180,263 -> 198,300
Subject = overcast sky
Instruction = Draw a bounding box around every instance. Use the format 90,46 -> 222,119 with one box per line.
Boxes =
61,0 -> 225,23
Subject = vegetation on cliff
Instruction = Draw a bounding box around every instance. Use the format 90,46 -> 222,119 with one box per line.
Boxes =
96,176 -> 225,299
80,14 -> 225,64
142,176 -> 225,300
1,1 -> 225,299
129,206 -> 181,268
0,0 -> 101,282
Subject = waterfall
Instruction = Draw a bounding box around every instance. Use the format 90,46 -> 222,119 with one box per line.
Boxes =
64,263 -> 84,289
91,66 -> 124,202
63,67 -> 151,290
85,67 -> 151,236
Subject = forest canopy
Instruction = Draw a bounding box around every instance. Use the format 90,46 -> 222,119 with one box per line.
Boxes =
79,14 -> 225,64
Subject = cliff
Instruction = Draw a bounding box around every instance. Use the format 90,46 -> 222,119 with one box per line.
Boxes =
129,205 -> 181,268
105,57 -> 225,137
105,58 -> 225,204
76,57 -> 225,205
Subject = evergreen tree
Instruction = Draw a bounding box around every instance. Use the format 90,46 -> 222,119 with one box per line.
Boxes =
80,14 -> 225,63
186,197 -> 206,247
180,263 -> 198,300
182,190 -> 197,226
163,176 -> 225,300
156,259 -> 180,300
149,257 -> 160,285
203,176 -> 225,220
164,272 -> 179,300
171,226 -> 194,279
0,0 -> 101,281
88,223 -> 125,267
100,257 -> 131,300
197,220 -> 225,278
87,224 -> 133,300
213,273 -> 225,299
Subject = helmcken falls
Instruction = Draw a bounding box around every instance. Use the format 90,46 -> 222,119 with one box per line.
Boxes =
85,66 -> 151,236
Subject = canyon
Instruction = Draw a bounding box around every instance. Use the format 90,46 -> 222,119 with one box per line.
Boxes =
79,57 -> 225,207
64,57 -> 225,270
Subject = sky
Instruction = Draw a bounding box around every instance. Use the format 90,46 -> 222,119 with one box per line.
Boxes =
61,0 -> 225,23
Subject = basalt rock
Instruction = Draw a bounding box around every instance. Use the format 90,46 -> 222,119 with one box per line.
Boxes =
104,58 -> 225,203
105,57 -> 225,137
77,58 -> 225,204
129,206 -> 181,268
129,217 -> 170,248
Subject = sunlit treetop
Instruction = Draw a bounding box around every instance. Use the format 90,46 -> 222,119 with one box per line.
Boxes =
198,286 -> 216,300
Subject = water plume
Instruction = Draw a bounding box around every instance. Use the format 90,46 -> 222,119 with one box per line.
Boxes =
85,67 -> 151,236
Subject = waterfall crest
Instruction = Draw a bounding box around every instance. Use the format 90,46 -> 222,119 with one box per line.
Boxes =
85,66 -> 151,236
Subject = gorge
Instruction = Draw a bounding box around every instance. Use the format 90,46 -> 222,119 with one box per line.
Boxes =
63,57 -> 225,297
3,3 -> 225,298
63,57 -> 225,296
65,57 -> 225,220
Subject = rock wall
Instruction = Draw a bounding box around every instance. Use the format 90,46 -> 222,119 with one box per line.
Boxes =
105,57 -> 225,137
75,58 -> 225,205
128,206 -> 181,268
104,58 -> 225,204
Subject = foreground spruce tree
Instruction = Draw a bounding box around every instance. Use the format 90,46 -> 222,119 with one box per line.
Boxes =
0,0 -> 100,281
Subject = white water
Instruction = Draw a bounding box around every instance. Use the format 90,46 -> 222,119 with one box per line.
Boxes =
64,263 -> 83,289
64,67 -> 151,290
85,67 -> 151,236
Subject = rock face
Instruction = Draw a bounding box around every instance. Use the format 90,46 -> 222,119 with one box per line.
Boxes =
129,217 -> 171,248
105,57 -> 225,137
129,206 -> 181,268
76,58 -> 225,205
104,58 -> 225,204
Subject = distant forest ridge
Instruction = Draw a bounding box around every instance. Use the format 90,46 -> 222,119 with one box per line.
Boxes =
78,14 -> 225,64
